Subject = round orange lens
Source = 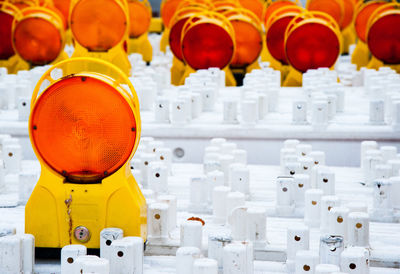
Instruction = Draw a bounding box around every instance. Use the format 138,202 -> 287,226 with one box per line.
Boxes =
161,0 -> 181,27
340,0 -> 354,29
238,0 -> 263,20
286,22 -> 340,72
355,2 -> 384,42
53,0 -> 71,26
0,10 -> 15,60
267,15 -> 295,64
182,22 -> 234,69
70,0 -> 127,51
230,20 -> 262,67
14,17 -> 62,65
264,1 -> 296,27
368,12 -> 400,64
31,75 -> 137,182
128,1 -> 151,38
308,0 -> 343,26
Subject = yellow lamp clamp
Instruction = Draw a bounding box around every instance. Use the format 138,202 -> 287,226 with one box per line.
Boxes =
26,57 -> 146,253
69,0 -> 131,76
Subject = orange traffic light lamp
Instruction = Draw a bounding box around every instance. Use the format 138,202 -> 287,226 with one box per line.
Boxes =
127,0 -> 153,63
12,6 -> 68,70
283,11 -> 342,86
69,0 -> 131,76
25,57 -> 146,255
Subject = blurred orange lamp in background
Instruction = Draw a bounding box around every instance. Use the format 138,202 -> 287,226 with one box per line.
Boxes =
261,0 -> 299,65
0,1 -> 25,73
223,8 -> 263,83
351,0 -> 386,69
160,0 -> 182,52
283,11 -> 341,86
127,0 -> 153,63
366,3 -> 400,72
237,0 -> 263,20
69,0 -> 131,76
26,57 -> 146,253
181,10 -> 237,85
12,6 -> 68,70
265,5 -> 303,82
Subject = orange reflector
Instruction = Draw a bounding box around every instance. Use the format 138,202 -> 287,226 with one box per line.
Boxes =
161,0 -> 182,27
368,11 -> 400,64
307,0 -> 343,26
14,16 -> 62,65
53,0 -> 71,27
355,1 -> 385,42
0,10 -> 15,60
31,75 -> 137,183
128,0 -> 151,38
263,0 -> 296,27
340,0 -> 354,29
182,21 -> 234,69
286,22 -> 340,72
238,0 -> 264,20
70,0 -> 127,51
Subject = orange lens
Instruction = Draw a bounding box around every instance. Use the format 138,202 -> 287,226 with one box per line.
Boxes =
264,1 -> 296,27
267,15 -> 294,65
128,1 -> 151,38
286,22 -> 340,72
340,0 -> 354,29
0,10 -> 15,60
169,17 -> 191,61
355,2 -> 384,42
14,17 -> 62,65
70,0 -> 127,51
161,0 -> 182,27
230,20 -> 262,67
308,0 -> 343,26
31,75 -> 136,183
238,0 -> 263,20
368,12 -> 400,64
53,0 -> 71,26
182,22 -> 234,69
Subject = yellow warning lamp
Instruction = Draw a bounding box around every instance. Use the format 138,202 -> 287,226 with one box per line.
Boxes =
11,6 -> 68,71
223,8 -> 263,78
260,0 -> 299,63
180,10 -> 237,85
237,0 -> 264,21
25,57 -> 146,253
265,5 -> 304,82
69,0 -> 131,76
351,0 -> 387,69
283,11 -> 342,86
0,1 -> 26,73
169,6 -> 206,85
366,3 -> 400,72
307,0 -> 344,26
127,0 -> 153,62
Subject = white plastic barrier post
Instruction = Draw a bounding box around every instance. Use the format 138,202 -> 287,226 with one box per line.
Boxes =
293,100 -> 308,124
360,141 -> 378,168
315,264 -> 340,273
246,207 -> 267,248
223,99 -> 238,124
148,203 -> 169,240
213,186 -> 231,224
295,250 -> 319,274
171,98 -> 187,125
226,191 -> 246,220
100,228 -> 124,259
223,241 -> 254,274
319,235 -> 344,266
228,207 -> 248,241
148,162 -> 168,194
340,247 -> 369,274
320,196 -> 341,233
233,149 -> 247,165
21,234 -> 34,274
369,99 -> 385,124
189,176 -> 209,213
299,157 -> 314,176
317,168 -> 335,195
304,189 -> 323,227
328,207 -> 350,244
0,235 -> 22,274
208,232 -> 232,268
276,176 -> 295,216
110,237 -> 143,274
2,143 -> 22,174
348,212 -> 369,247
176,247 -> 202,274
61,244 -> 87,274
207,170 -> 224,202
154,97 -> 170,123
286,225 -> 310,272
229,164 -> 250,195
180,220 -> 203,249
75,255 -> 110,274
193,258 -> 218,274
157,194 -> 177,232
310,151 -> 326,166
241,100 -> 258,126
18,97 -> 30,121
293,174 -> 311,207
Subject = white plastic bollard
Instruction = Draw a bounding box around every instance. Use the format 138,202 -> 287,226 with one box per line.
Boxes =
110,237 -> 143,274
276,176 -> 295,216
189,176 -> 209,213
372,179 -> 394,221
193,258 -> 218,274
328,207 -> 350,243
304,189 -> 323,227
320,196 -> 340,233
2,143 -> 22,174
293,174 -> 311,207
154,97 -> 170,123
0,225 -> 16,237
223,99 -> 238,124
319,235 -> 344,266
284,161 -> 301,176
21,234 -> 34,274
246,207 -> 267,248
157,194 -> 177,232
191,93 -> 202,119
286,225 -> 310,273
18,97 -> 30,121
229,164 -> 250,195
213,186 -> 231,224
295,250 -> 319,274
293,100 -> 308,124
176,246 -> 202,274
380,146 -> 397,162
241,100 -> 258,126
284,139 -> 300,149
317,168 -> 335,195
18,172 -> 37,205
299,157 -> 313,175
207,170 -> 224,201
75,255 -> 110,274
310,151 -> 326,166
223,241 -> 254,274
296,144 -> 312,157
312,101 -> 328,127
340,247 -> 369,274
228,207 -> 248,241
100,228 -> 124,259
155,147 -> 173,174
180,220 -> 203,249
280,147 -> 297,169
369,99 -> 385,124
226,191 -> 246,219
148,162 -> 168,194
0,235 -> 22,274
232,149 -> 247,165
148,203 -> 169,240
61,244 -> 87,274
208,232 -> 232,268
315,264 -> 340,273
140,153 -> 156,187
171,99 -> 187,125
360,141 -> 378,168
219,155 -> 235,186
348,212 -> 369,247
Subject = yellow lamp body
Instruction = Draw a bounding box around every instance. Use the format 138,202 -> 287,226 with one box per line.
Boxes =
25,58 -> 147,250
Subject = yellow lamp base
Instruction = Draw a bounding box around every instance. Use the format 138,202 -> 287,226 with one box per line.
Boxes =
128,33 -> 153,63
283,67 -> 303,87
150,17 -> 163,33
351,41 -> 370,70
341,26 -> 356,55
160,28 -> 170,53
